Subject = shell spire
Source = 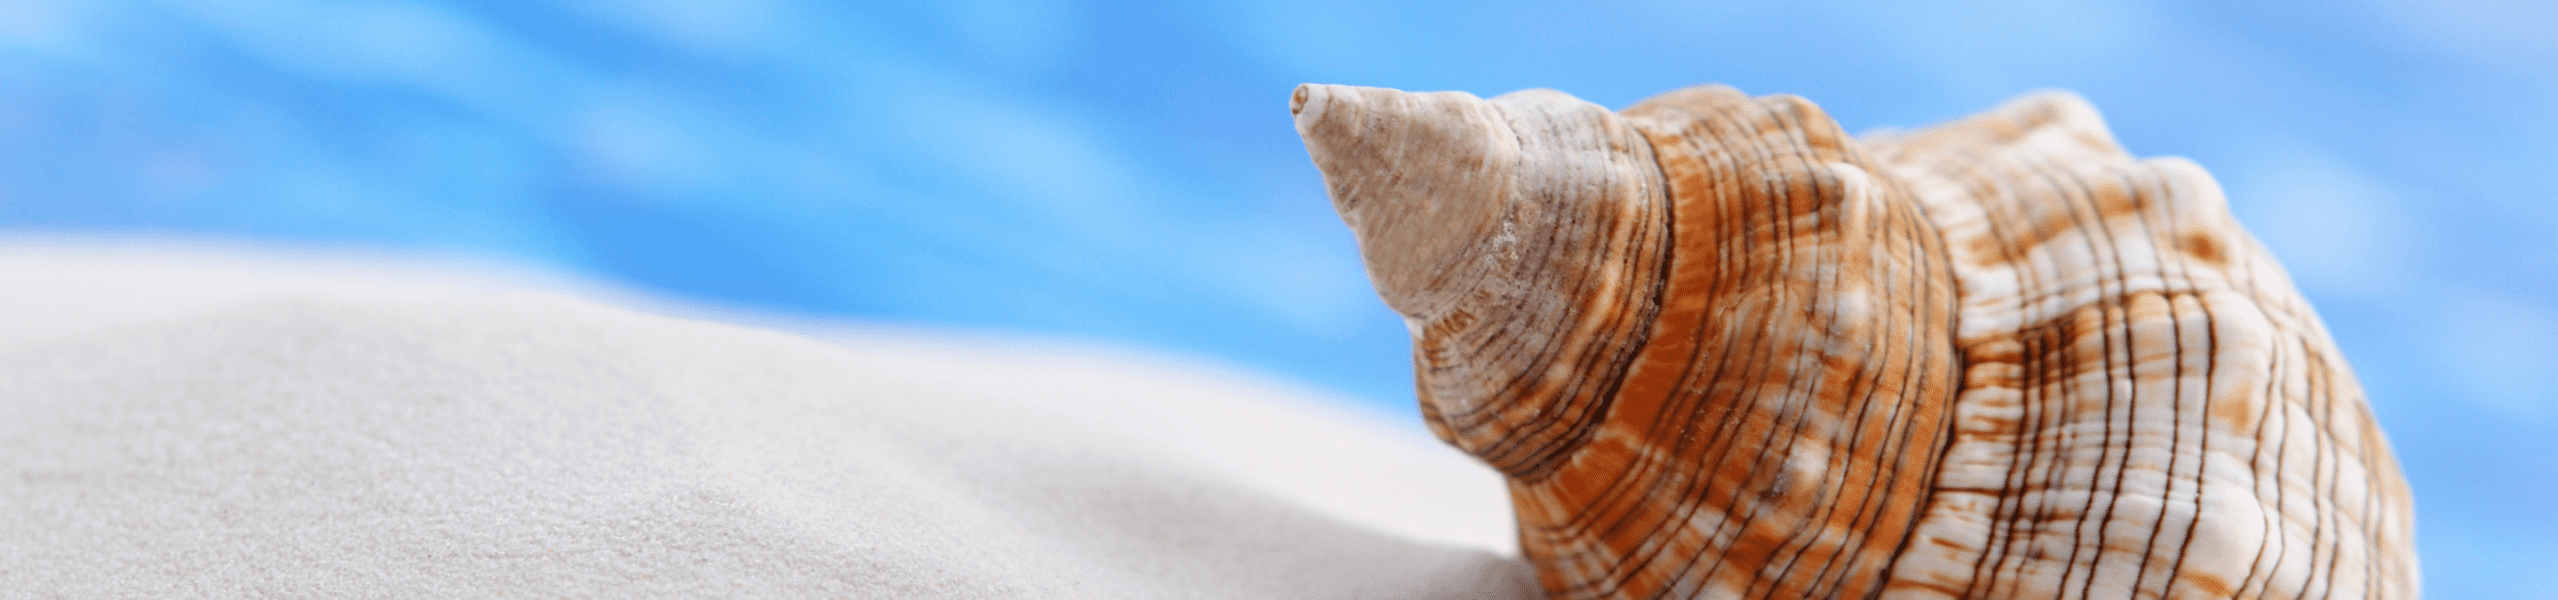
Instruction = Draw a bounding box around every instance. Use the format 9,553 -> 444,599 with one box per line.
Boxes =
1293,83 -> 1672,480
1293,83 -> 2419,600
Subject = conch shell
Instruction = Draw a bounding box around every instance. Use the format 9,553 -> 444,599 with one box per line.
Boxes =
1291,83 -> 2418,599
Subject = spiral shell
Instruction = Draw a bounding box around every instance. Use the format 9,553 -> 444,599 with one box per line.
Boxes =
1291,83 -> 2417,600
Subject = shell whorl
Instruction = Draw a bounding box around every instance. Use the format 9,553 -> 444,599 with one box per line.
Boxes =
1867,93 -> 2418,599
1294,83 -> 2418,600
1294,84 -> 1671,479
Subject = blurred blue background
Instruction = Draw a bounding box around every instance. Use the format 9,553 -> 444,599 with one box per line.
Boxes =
1,0 -> 2550,595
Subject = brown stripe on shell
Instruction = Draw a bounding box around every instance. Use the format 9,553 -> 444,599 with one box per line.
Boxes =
1291,83 -> 2418,600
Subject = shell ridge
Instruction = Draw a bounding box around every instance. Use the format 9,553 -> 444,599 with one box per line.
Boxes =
1646,94 -> 1838,598
2006,133 -> 2130,600
1737,104 -> 1933,600
1527,91 -> 1799,599
1570,96 -> 1769,541
2111,170 -> 2186,597
1872,102 -> 2098,599
1686,95 -> 1891,598
1560,95 -> 1774,600
1957,114 -> 2150,600
2033,130 -> 2122,600
2038,130 -> 2151,600
1864,103 -> 1981,596
2319,354 -> 2353,597
1760,153 -> 1956,600
2123,161 -> 2218,600
1860,154 -> 1971,600
1871,111 -> 2071,600
1453,127 -> 1603,476
1546,92 -> 1682,484
1691,100 -> 1858,598
2109,168 -> 2191,599
1755,168 -> 1890,598
2235,325 -> 2298,600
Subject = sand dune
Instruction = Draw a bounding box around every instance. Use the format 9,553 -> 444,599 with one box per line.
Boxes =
0,241 -> 1534,599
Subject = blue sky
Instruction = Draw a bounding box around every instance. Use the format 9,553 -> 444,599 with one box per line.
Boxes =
1,0 -> 2552,595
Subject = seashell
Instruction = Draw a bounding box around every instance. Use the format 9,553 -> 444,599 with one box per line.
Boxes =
1290,83 -> 2418,599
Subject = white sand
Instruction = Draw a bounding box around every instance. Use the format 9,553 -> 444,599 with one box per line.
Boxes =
0,239 -> 1536,599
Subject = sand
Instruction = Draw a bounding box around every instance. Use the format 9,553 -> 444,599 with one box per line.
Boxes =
0,240 -> 1536,599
